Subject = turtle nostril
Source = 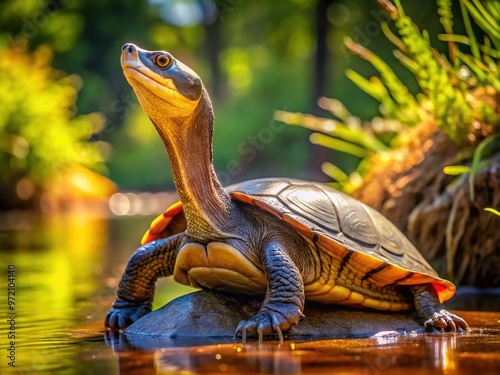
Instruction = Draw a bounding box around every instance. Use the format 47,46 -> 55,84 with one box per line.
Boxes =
122,44 -> 134,53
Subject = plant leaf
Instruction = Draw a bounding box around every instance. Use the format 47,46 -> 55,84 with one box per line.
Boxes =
321,162 -> 349,182
459,0 -> 481,59
484,207 -> 500,216
443,165 -> 471,175
470,134 -> 500,200
309,133 -> 370,157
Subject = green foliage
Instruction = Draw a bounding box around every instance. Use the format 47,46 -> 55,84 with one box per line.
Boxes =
344,40 -> 421,125
391,0 -> 475,141
0,39 -> 105,186
344,0 -> 500,143
277,0 -> 500,193
461,0 -> 500,50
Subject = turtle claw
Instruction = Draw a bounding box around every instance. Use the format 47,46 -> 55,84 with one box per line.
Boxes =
105,298 -> 152,331
276,326 -> 284,344
235,319 -> 283,344
424,310 -> 469,332
234,306 -> 302,344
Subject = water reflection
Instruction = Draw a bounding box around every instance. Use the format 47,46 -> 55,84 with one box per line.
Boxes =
428,335 -> 456,373
0,207 -> 190,374
107,333 -> 304,375
102,327 -> 500,375
153,343 -> 303,374
0,210 -> 114,374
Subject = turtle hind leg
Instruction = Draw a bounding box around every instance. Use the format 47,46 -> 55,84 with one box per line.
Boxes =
411,284 -> 469,332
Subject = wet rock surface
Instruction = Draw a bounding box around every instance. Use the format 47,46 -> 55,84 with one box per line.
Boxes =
125,290 -> 425,341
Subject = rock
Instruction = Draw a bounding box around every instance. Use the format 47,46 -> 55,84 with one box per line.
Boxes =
124,290 -> 424,346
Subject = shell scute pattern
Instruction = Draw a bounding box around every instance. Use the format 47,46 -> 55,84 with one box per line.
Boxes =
323,188 -> 378,246
276,184 -> 341,234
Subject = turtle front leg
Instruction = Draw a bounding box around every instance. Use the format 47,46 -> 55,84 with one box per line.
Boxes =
105,233 -> 184,330
235,240 -> 305,343
411,284 -> 469,332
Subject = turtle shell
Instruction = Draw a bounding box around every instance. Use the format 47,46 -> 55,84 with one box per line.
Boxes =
141,178 -> 455,304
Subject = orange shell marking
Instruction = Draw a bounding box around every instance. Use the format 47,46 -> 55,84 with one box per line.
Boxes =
230,191 -> 255,205
140,201 -> 183,245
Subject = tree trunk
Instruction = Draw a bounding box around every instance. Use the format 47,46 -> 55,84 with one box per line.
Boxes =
309,0 -> 334,181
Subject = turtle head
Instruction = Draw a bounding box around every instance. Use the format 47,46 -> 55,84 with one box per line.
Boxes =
120,44 -> 230,240
121,43 -> 205,122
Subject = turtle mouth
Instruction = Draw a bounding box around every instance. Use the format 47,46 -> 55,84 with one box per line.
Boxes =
121,48 -> 192,106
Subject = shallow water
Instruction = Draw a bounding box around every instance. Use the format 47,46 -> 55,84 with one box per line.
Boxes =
1,210 -> 499,375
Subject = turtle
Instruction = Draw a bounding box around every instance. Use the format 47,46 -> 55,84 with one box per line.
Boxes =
105,43 -> 468,342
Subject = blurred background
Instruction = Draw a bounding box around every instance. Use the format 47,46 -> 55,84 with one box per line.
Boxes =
0,0 -> 456,211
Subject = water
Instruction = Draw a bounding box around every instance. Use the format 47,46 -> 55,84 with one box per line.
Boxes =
1,210 -> 499,374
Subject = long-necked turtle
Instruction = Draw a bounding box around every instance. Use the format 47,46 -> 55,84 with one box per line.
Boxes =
105,43 -> 468,341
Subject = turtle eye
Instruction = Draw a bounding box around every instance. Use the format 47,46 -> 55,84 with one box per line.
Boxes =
154,54 -> 170,68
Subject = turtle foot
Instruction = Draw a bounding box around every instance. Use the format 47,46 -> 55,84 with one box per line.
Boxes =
234,304 -> 303,344
104,298 -> 152,330
424,309 -> 469,332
